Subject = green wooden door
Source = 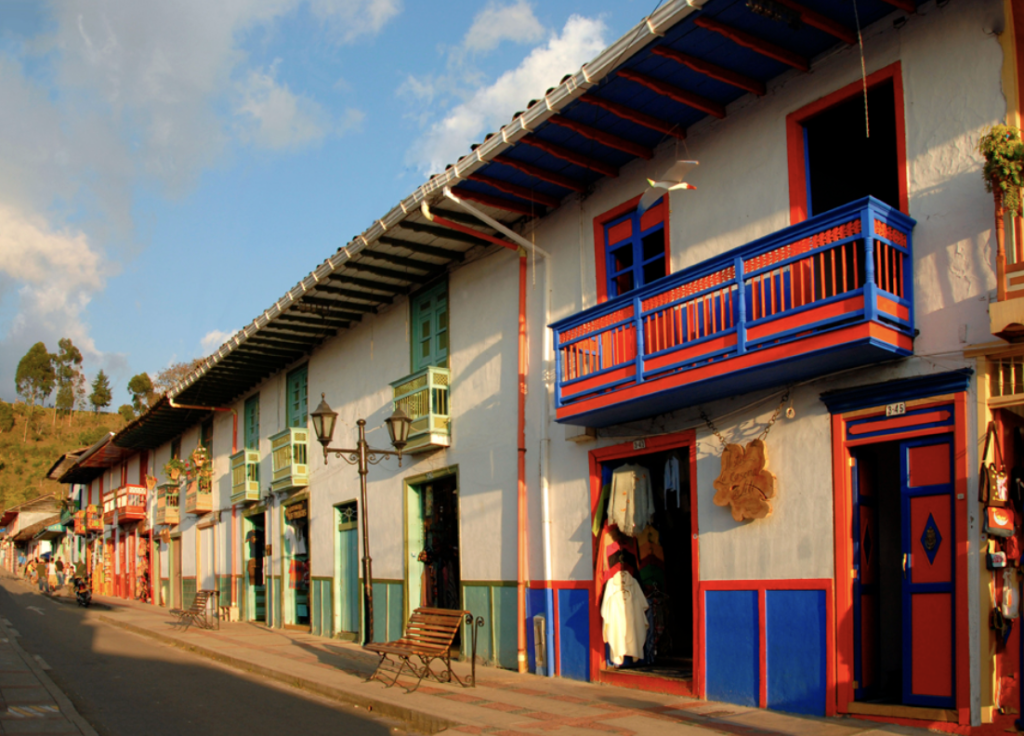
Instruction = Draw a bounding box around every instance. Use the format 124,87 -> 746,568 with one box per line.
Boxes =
286,367 -> 307,429
245,395 -> 260,450
337,503 -> 359,634
412,283 -> 448,371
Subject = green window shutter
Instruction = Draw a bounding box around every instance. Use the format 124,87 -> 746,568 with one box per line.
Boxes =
411,282 -> 448,372
287,366 -> 308,429
245,395 -> 260,451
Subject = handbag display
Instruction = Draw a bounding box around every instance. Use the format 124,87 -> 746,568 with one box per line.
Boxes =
986,506 -> 1015,538
988,549 -> 1008,569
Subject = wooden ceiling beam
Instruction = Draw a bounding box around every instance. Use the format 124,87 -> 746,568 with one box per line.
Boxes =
346,261 -> 435,282
547,116 -> 654,159
492,155 -> 588,192
693,16 -> 810,72
650,47 -> 766,96
362,250 -> 440,271
519,138 -> 619,178
448,187 -> 542,216
378,235 -> 466,261
771,0 -> 857,44
616,69 -> 728,119
399,221 -> 492,247
327,273 -> 408,294
466,173 -> 563,208
311,283 -> 393,303
277,313 -> 352,328
261,322 -> 336,336
580,96 -> 687,138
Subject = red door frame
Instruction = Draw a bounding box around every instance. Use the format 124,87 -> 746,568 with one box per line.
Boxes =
831,392 -> 970,725
588,429 -> 699,694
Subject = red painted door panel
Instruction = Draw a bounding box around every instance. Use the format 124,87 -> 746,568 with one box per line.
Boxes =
901,437 -> 955,708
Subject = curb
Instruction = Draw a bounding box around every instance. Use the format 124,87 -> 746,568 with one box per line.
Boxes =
0,612 -> 99,736
98,615 -> 458,735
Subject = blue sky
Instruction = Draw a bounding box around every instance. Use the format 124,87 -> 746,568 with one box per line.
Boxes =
0,0 -> 651,408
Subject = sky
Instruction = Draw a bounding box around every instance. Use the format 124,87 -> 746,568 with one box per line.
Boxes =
0,0 -> 653,409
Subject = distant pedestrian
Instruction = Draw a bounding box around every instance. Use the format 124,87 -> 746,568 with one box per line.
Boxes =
55,558 -> 65,588
74,560 -> 86,580
35,558 -> 48,594
46,558 -> 57,591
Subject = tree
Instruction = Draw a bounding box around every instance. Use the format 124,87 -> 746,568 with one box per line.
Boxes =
15,342 -> 55,441
128,373 -> 155,414
118,404 -> 136,423
0,400 -> 13,433
90,370 -> 112,413
153,359 -> 204,396
53,338 -> 84,423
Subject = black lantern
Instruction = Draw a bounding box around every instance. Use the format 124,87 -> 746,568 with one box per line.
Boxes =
310,394 -> 338,450
384,407 -> 412,453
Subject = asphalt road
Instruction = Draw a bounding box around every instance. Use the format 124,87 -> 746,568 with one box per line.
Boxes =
0,576 -> 408,736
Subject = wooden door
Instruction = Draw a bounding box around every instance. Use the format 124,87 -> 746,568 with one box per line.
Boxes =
900,437 -> 955,708
337,503 -> 359,634
852,454 -> 879,700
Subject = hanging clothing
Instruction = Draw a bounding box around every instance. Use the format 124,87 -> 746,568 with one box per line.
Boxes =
636,525 -> 666,587
600,571 -> 649,666
596,525 -> 640,588
293,528 -> 307,556
607,464 -> 654,537
289,560 -> 309,590
664,456 -> 681,509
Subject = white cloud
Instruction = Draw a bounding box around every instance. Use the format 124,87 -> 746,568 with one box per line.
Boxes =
406,14 -> 607,175
236,65 -> 331,150
0,205 -> 112,399
464,0 -> 545,53
200,330 -> 233,356
0,0 -> 399,400
311,0 -> 403,42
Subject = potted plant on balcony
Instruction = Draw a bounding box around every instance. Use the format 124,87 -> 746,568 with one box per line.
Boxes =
979,125 -> 1024,301
163,458 -> 187,482
187,446 -> 214,494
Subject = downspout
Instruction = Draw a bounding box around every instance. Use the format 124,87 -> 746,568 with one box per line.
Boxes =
433,190 -> 556,675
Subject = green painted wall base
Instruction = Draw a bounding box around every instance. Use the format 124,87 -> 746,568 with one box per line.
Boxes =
462,582 -> 517,670
311,577 -> 333,637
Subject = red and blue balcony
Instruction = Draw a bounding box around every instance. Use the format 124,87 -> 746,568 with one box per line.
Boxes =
552,197 -> 915,427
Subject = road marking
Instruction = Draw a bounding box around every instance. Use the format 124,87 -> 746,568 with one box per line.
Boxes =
33,654 -> 51,671
26,607 -> 45,616
8,628 -> 20,638
1,618 -> 11,626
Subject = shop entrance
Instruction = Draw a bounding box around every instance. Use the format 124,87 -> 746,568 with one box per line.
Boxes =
244,513 -> 267,623
590,434 -> 696,690
851,437 -> 955,709
406,475 -> 461,621
284,500 -> 310,629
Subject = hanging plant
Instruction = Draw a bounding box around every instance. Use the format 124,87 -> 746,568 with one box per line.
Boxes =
979,125 -> 1024,214
163,458 -> 187,482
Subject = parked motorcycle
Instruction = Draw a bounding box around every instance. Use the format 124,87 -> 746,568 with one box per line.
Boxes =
73,576 -> 91,608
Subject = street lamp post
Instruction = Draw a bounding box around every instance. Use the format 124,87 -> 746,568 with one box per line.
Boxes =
310,394 -> 411,645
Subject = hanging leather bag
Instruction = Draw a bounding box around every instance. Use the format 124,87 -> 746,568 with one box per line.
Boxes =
986,506 -> 1016,538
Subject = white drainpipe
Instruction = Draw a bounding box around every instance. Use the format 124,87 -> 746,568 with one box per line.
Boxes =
439,188 -> 557,674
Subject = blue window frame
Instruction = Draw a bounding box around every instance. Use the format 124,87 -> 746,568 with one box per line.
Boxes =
603,200 -> 668,299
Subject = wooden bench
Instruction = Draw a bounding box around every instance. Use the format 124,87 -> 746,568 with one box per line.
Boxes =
169,589 -> 217,631
364,607 -> 483,692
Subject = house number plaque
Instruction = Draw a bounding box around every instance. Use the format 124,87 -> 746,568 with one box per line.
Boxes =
886,402 -> 906,417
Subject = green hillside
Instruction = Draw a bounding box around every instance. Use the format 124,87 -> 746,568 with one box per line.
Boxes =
0,404 -> 124,508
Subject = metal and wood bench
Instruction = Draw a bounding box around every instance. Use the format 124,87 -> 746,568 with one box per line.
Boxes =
169,589 -> 218,631
364,607 -> 483,692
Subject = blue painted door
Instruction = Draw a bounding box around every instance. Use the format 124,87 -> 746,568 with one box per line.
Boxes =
851,454 -> 879,701
337,503 -> 359,634
900,437 -> 955,709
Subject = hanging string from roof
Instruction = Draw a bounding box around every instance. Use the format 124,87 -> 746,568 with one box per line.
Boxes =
853,0 -> 870,138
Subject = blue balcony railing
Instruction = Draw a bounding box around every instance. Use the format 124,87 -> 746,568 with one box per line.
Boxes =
551,197 -> 915,427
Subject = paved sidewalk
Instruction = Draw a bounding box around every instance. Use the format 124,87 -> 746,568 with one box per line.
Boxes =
0,607 -> 97,735
10,576 -> 979,735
